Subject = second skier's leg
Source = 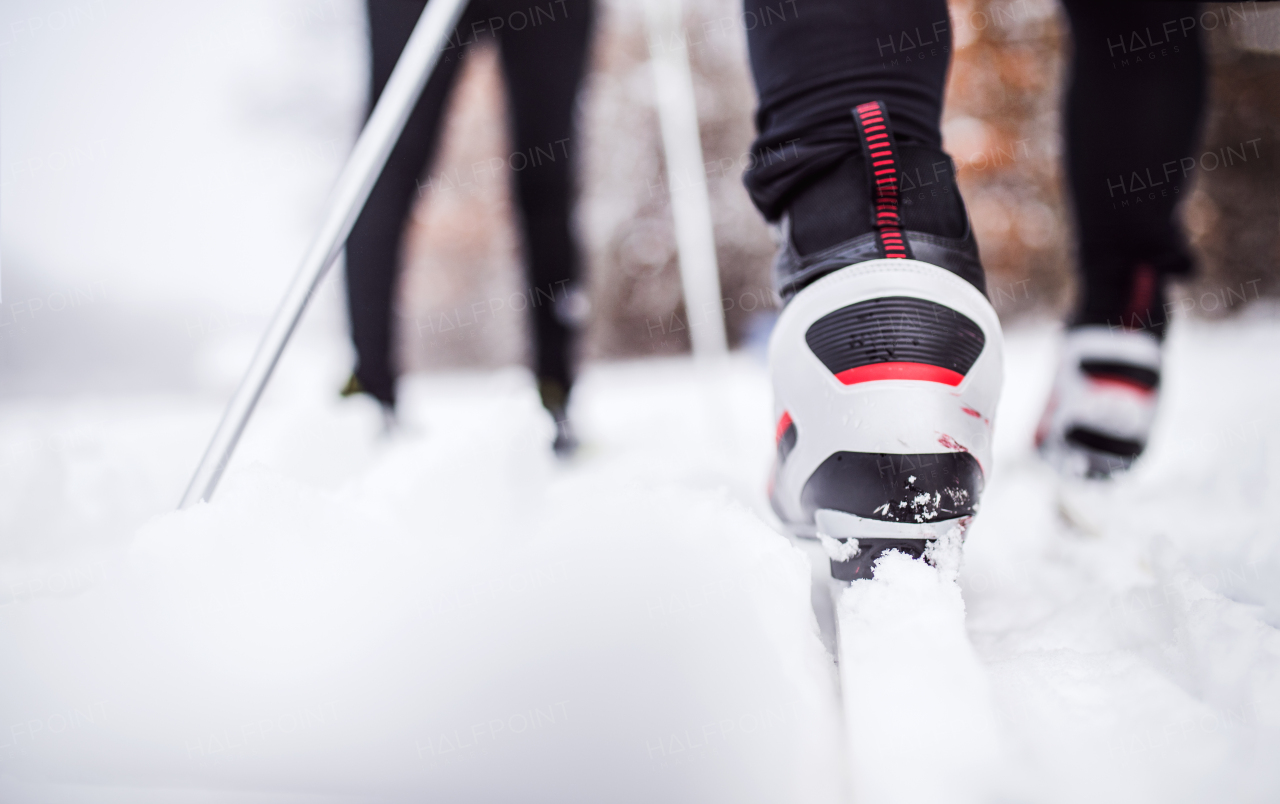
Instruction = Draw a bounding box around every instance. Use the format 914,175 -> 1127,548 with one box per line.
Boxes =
344,0 -> 470,410
746,0 -> 1003,580
1037,1 -> 1206,477
496,0 -> 595,454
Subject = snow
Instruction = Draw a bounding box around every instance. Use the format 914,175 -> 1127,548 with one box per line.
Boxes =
0,353 -> 847,803
3,314 -> 1280,802
838,547 -> 1003,804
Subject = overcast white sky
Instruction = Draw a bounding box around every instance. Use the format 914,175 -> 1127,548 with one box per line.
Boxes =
1,0 -> 366,310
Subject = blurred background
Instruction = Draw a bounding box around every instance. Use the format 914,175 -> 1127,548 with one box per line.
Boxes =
3,0 -> 1279,396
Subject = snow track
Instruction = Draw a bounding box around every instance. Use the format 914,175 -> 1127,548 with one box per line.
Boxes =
3,316 -> 1280,802
837,548 -> 1004,804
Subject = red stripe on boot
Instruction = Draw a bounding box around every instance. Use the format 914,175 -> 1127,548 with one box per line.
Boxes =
775,410 -> 794,443
835,362 -> 964,386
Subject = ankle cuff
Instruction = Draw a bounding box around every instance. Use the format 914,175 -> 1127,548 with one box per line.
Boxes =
787,148 -> 967,257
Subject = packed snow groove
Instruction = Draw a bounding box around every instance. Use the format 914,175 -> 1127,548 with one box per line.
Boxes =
837,549 -> 1004,804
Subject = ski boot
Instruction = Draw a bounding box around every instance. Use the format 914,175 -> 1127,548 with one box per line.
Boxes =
341,371 -> 398,432
1036,325 -> 1161,478
767,102 -> 1004,581
538,376 -> 578,458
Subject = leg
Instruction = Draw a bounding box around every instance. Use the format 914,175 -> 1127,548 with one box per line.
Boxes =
494,0 -> 594,422
743,0 -> 952,212
1036,2 -> 1205,478
743,0 -> 977,297
1062,0 -> 1206,338
345,0 -> 469,407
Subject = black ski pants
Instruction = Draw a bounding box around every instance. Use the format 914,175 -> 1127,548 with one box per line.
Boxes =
346,0 -> 593,406
744,0 -> 1206,333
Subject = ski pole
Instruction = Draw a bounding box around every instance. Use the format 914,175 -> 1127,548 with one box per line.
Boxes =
178,0 -> 470,509
643,0 -> 728,358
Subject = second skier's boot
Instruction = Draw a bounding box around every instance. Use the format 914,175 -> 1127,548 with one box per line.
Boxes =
1035,325 -> 1161,478
768,102 -> 1004,581
538,376 -> 578,458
